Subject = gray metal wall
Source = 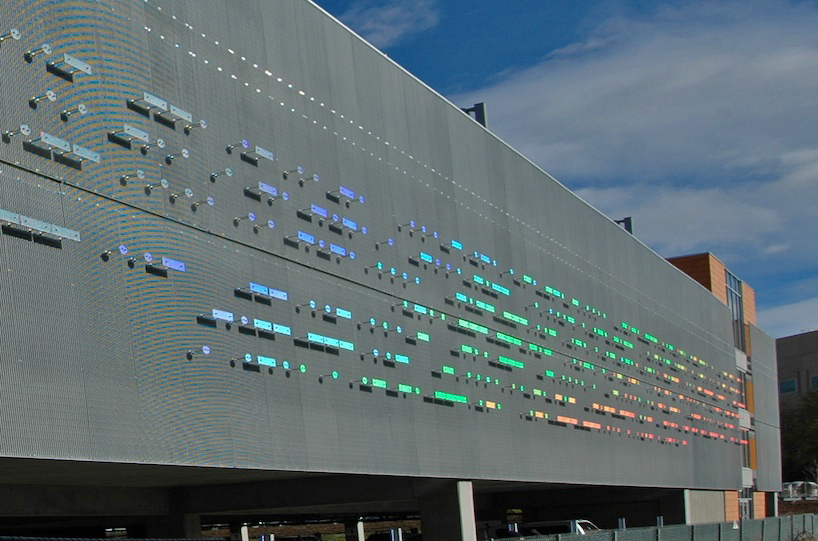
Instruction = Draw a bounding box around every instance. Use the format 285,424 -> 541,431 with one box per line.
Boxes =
0,0 -> 750,489
750,325 -> 782,491
776,329 -> 818,411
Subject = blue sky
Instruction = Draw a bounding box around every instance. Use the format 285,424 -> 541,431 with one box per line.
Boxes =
314,0 -> 818,339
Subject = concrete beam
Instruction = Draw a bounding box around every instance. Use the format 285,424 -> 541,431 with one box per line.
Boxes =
178,474 -> 420,515
144,514 -> 202,537
0,484 -> 169,517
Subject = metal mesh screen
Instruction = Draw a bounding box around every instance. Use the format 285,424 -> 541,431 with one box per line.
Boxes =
0,0 -> 756,488
658,524 -> 692,541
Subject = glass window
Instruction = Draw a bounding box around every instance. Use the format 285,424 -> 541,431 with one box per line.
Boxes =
780,379 -> 797,394
726,270 -> 746,351
811,375 -> 818,389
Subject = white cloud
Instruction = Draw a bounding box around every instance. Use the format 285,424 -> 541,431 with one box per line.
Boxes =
339,0 -> 439,49
453,3 -> 818,184
758,297 -> 818,339
573,184 -> 783,257
450,0 -> 818,336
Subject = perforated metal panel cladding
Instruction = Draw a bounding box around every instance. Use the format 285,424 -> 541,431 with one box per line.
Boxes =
720,522 -> 740,541
659,525 -> 693,541
692,524 -> 719,541
743,519 -> 764,541
780,519 -> 792,541
619,528 -> 658,541
582,532 -> 617,541
749,324 -> 782,491
0,0 -> 746,488
761,519 -> 780,541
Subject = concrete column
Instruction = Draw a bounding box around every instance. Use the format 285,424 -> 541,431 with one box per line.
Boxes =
419,480 -> 477,541
684,490 -> 727,525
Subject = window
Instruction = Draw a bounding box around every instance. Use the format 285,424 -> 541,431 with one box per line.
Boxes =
726,270 -> 746,351
811,375 -> 818,389
780,379 -> 797,394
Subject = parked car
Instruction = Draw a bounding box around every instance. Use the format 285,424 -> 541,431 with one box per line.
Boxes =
494,519 -> 600,538
367,530 -> 421,541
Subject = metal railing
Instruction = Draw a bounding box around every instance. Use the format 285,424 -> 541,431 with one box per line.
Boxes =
783,483 -> 818,501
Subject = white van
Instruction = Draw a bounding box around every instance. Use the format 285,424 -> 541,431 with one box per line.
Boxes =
493,519 -> 600,538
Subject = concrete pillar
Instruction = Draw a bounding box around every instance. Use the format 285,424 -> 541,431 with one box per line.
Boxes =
419,480 -> 477,541
684,490 -> 728,525
144,513 -> 201,537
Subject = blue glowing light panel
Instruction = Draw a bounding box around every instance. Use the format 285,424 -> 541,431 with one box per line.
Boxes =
0,0 -> 750,489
